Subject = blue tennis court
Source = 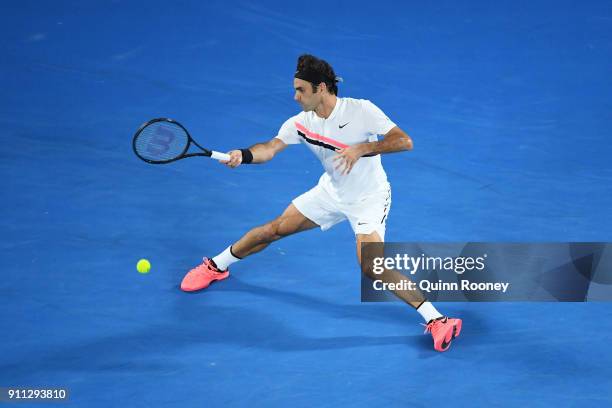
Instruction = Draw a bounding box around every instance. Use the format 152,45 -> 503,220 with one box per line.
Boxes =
1,1 -> 612,406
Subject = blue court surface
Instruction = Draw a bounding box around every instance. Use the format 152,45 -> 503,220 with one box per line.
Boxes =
2,1 -> 612,406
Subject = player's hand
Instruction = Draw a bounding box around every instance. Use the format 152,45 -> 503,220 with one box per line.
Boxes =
222,150 -> 243,168
333,145 -> 365,175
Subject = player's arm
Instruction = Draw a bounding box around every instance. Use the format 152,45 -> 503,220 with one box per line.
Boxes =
359,126 -> 413,155
223,137 -> 288,168
248,138 -> 288,163
334,127 -> 413,175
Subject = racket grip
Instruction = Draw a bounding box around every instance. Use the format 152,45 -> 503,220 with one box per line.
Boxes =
211,151 -> 231,161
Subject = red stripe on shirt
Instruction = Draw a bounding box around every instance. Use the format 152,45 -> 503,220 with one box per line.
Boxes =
294,122 -> 348,149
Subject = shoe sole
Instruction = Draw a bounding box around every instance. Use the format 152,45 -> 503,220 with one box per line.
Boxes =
181,274 -> 229,292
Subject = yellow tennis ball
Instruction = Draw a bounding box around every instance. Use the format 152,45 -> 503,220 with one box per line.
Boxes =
137,259 -> 151,274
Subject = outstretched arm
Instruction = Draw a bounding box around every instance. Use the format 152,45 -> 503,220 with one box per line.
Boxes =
223,137 -> 288,168
334,126 -> 413,174
359,126 -> 413,155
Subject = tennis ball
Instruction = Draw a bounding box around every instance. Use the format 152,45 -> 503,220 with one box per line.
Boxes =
137,259 -> 151,274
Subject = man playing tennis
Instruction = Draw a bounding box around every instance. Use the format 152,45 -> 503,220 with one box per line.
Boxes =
181,54 -> 462,352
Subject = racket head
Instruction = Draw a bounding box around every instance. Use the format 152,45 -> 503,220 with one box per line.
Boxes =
132,118 -> 192,164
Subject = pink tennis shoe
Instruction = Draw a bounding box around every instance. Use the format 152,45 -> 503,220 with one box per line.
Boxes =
180,258 -> 229,292
424,316 -> 462,352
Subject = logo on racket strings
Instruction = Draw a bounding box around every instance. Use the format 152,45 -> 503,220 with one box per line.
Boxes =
146,126 -> 176,156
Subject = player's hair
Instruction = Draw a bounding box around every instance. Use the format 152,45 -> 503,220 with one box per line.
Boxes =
296,54 -> 339,95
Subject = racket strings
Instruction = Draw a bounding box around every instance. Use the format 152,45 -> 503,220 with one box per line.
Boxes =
134,121 -> 189,162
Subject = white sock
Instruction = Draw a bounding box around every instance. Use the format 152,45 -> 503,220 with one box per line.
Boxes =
416,301 -> 443,323
212,246 -> 241,271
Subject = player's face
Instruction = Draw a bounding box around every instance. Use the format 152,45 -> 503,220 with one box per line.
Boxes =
293,78 -> 321,112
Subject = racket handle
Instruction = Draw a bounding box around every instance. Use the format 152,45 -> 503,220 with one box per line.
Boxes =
211,151 -> 231,161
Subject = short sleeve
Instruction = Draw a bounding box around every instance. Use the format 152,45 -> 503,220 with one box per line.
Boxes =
361,100 -> 397,136
275,116 -> 301,145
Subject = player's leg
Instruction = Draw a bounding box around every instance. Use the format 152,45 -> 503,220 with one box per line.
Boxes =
356,231 -> 425,308
211,203 -> 318,270
181,203 -> 317,292
350,186 -> 434,312
356,231 -> 462,352
215,183 -> 342,271
348,186 -> 462,352
181,183 -> 343,293
230,203 -> 318,258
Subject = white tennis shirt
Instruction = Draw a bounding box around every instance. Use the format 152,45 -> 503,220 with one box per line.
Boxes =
275,97 -> 397,202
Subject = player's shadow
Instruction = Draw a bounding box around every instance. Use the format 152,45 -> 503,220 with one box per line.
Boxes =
205,277 -> 503,360
210,275 -> 424,326
1,277 -> 477,380
0,302 -> 420,380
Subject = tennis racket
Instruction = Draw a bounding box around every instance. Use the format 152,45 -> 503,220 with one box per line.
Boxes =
132,118 -> 230,164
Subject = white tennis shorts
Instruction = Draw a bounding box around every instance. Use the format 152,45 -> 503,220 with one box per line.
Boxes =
292,182 -> 391,240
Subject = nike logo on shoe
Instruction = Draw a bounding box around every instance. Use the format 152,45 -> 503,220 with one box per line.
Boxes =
441,334 -> 452,350
441,325 -> 458,350
339,122 -> 350,128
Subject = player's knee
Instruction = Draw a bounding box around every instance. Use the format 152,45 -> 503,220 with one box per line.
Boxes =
254,224 -> 276,243
256,221 -> 283,243
358,247 -> 383,280
361,262 -> 378,280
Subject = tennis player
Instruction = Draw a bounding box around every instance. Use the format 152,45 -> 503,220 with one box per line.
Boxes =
181,54 -> 462,352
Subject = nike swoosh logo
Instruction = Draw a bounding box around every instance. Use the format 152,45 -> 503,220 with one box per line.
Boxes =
339,122 -> 350,128
441,337 -> 451,350
357,222 -> 368,225
441,325 -> 457,350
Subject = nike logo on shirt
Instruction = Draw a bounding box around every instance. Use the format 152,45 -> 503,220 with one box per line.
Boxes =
339,122 -> 350,128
